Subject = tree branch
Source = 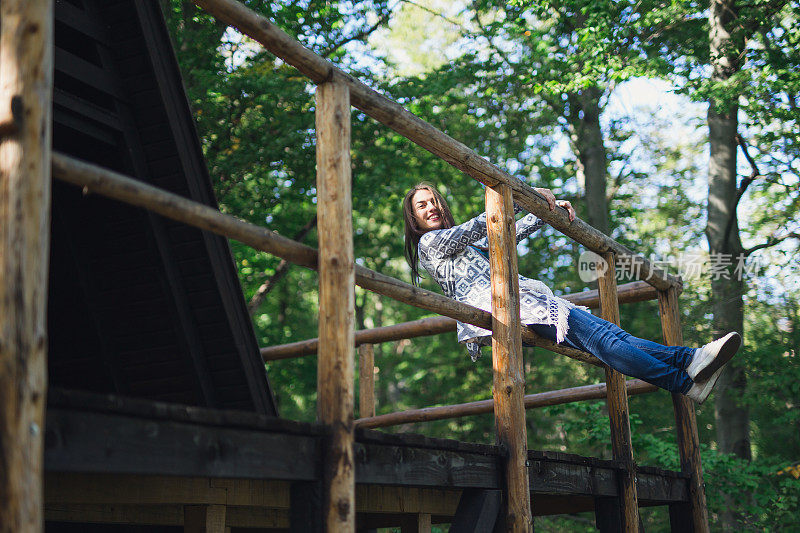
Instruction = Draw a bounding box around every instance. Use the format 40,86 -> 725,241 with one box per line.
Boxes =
247,214 -> 317,316
320,7 -> 395,58
721,133 -> 762,248
743,231 -> 800,256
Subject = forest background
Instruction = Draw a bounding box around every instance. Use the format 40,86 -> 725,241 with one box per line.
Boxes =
161,0 -> 800,530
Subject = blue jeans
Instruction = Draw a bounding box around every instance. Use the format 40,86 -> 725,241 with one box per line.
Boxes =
529,307 -> 695,394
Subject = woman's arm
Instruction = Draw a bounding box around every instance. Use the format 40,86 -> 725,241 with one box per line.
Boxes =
419,212 -> 488,258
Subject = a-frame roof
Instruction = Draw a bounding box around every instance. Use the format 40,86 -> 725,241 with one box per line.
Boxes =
48,0 -> 277,415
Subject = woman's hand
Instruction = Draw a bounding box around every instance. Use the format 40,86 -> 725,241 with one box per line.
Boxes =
534,187 -> 557,210
534,188 -> 576,222
556,200 -> 576,222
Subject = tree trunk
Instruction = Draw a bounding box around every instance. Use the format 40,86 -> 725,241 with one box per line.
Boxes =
569,87 -> 609,236
707,0 -> 750,461
707,0 -> 750,528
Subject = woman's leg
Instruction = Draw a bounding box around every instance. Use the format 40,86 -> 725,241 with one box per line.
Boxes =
529,308 -> 694,394
576,309 -> 696,371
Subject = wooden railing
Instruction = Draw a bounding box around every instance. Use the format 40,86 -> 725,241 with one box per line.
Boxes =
0,0 -> 707,530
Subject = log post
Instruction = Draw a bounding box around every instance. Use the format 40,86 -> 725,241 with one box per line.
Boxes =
358,343 -> 375,418
597,252 -> 640,530
658,287 -> 709,533
315,80 -> 355,532
485,184 -> 532,532
0,1 -> 54,531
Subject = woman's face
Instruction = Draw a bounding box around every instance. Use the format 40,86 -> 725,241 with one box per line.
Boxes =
411,188 -> 443,232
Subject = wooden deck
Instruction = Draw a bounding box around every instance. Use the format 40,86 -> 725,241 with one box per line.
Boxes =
45,388 -> 689,530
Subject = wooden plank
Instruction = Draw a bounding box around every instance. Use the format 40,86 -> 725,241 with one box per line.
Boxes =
51,154 -> 601,369
358,344 -> 376,418
189,0 -> 680,292
659,287 -> 709,533
52,106 -> 119,145
44,408 -> 318,480
52,89 -> 123,130
598,252 -> 640,531
54,47 -> 120,98
486,183 -> 532,532
356,379 -> 657,429
353,441 -> 498,489
354,486 -> 460,515
315,80 -> 355,532
44,504 -> 287,529
450,489 -> 501,533
184,504 -> 226,533
0,0 -> 53,531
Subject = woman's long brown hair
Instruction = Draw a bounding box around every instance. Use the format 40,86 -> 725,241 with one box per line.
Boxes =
402,183 -> 456,285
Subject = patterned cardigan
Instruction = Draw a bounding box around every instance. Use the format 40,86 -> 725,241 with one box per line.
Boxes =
418,206 -> 583,360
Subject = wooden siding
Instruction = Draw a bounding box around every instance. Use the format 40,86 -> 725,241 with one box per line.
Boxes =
48,0 -> 276,414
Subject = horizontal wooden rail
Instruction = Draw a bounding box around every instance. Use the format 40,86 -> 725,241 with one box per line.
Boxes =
51,153 -> 601,367
191,0 -> 681,292
260,281 -> 660,360
355,379 -> 658,429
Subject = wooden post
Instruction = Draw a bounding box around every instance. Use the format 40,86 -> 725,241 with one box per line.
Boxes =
658,287 -> 710,533
0,1 -> 54,531
597,252 -> 640,531
358,344 -> 376,418
184,505 -> 226,533
315,80 -> 355,532
485,184 -> 532,532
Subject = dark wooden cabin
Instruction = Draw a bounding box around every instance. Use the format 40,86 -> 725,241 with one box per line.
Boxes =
48,0 -> 275,414
41,1 -> 698,531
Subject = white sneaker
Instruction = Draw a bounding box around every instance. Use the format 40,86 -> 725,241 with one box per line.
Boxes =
686,332 -> 742,382
686,366 -> 725,405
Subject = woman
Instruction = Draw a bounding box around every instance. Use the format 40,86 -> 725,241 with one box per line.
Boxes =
402,182 -> 741,404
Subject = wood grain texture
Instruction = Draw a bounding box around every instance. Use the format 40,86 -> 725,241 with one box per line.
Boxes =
597,252 -> 640,531
51,153 -> 601,369
659,287 -> 709,533
0,1 -> 53,531
486,184 -> 532,532
358,344 -> 376,419
190,0 -> 681,291
315,81 -> 355,532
